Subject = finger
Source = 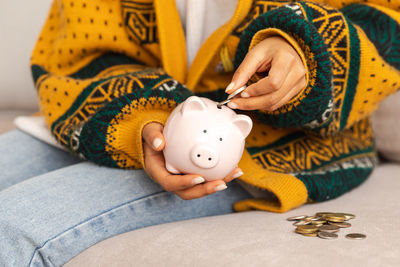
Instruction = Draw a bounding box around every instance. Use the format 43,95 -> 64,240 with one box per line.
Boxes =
160,173 -> 208,192
143,142 -> 166,181
229,66 -> 305,111
226,46 -> 271,94
144,145 -> 208,191
240,51 -> 295,98
270,76 -> 307,110
223,167 -> 243,183
142,122 -> 165,151
174,180 -> 227,200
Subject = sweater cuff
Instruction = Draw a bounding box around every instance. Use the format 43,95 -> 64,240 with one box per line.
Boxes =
77,95 -> 174,169
108,108 -> 171,169
234,5 -> 333,130
234,150 -> 308,213
247,28 -> 310,107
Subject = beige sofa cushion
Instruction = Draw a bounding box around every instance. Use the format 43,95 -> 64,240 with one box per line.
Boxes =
65,163 -> 400,267
372,92 -> 400,162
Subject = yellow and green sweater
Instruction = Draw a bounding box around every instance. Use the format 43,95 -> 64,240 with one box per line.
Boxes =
31,0 -> 400,213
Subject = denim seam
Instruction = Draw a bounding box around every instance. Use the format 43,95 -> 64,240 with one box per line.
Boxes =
27,189 -> 166,266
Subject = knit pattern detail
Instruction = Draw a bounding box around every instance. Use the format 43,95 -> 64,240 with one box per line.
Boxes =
122,0 -> 158,44
246,118 -> 374,172
234,5 -> 334,131
233,0 -> 290,37
298,1 -> 362,133
49,68 -> 192,167
342,3 -> 400,70
297,157 -> 376,202
78,72 -> 192,168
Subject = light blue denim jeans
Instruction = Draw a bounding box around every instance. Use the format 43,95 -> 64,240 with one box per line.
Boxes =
0,130 -> 252,267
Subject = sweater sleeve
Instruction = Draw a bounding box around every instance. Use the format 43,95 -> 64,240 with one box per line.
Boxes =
234,1 -> 400,136
30,0 -> 193,169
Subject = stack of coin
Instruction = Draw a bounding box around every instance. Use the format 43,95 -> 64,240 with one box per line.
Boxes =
287,212 -> 366,240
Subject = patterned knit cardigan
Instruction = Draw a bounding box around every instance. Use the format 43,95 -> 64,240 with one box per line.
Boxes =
31,0 -> 400,212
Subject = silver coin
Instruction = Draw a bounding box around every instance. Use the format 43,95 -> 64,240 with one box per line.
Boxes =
335,213 -> 356,220
217,85 -> 247,108
227,85 -> 247,100
315,212 -> 335,217
345,233 -> 366,240
217,99 -> 231,108
318,224 -> 340,233
293,220 -> 311,226
318,232 -> 338,240
304,216 -> 321,221
287,215 -> 308,221
328,221 -> 351,228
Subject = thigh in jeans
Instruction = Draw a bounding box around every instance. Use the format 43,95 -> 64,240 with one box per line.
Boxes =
0,161 -> 251,267
0,130 -> 82,190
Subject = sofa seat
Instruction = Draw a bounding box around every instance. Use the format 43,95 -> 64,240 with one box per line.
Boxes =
65,163 -> 400,267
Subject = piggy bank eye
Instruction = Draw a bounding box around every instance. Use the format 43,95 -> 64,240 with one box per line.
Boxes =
219,138 -> 223,141
203,129 -> 207,133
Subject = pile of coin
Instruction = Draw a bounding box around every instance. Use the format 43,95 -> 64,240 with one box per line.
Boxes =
287,212 -> 366,240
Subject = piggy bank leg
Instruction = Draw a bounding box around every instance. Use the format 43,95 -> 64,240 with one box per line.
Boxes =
165,162 -> 180,174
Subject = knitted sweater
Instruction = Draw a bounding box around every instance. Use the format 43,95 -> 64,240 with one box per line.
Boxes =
31,0 -> 400,213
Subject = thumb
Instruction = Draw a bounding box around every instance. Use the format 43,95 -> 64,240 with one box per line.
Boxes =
142,122 -> 165,151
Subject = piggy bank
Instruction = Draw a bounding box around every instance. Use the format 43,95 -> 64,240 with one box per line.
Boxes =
163,96 -> 253,181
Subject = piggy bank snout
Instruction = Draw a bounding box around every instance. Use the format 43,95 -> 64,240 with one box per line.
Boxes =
190,144 -> 219,169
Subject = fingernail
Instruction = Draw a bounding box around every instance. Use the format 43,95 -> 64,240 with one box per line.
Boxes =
192,177 -> 205,185
225,82 -> 235,93
153,138 -> 162,149
214,184 -> 227,192
227,102 -> 238,109
233,169 -> 244,179
241,91 -> 250,98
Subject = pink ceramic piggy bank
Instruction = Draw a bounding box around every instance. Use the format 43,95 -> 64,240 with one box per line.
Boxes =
163,96 -> 253,181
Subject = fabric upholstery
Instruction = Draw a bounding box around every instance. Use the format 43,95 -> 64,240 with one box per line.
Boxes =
65,164 -> 400,267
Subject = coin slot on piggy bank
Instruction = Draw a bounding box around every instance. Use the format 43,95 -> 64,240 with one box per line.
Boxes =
163,96 -> 253,181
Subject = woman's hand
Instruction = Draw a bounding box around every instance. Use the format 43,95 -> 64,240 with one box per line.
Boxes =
226,36 -> 307,111
142,122 -> 243,200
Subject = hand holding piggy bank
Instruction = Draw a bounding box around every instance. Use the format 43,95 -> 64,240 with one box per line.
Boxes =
163,96 -> 253,181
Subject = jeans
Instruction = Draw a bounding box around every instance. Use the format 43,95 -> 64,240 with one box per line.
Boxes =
0,130 -> 252,267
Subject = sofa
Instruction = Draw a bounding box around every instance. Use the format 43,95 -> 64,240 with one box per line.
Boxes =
1,1 -> 400,266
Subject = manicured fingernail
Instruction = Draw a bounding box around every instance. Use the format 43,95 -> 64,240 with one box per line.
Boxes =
233,169 -> 244,179
241,92 -> 250,98
192,177 -> 205,185
227,102 -> 238,109
215,184 -> 227,192
225,82 -> 235,93
153,138 -> 162,149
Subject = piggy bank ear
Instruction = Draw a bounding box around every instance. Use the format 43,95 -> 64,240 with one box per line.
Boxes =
181,96 -> 207,115
232,115 -> 253,138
